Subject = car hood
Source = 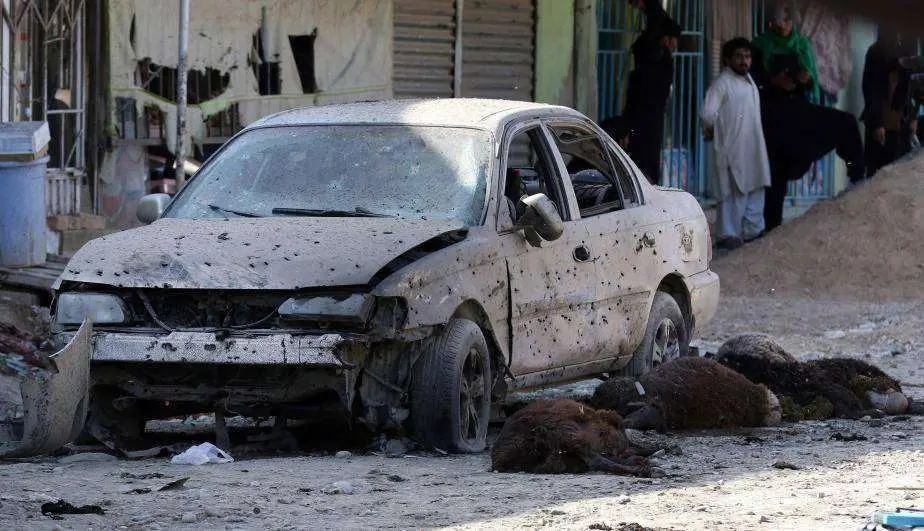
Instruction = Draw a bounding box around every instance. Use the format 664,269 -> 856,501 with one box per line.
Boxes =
54,217 -> 466,290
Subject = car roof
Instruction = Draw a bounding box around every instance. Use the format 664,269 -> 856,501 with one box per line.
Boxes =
247,98 -> 586,131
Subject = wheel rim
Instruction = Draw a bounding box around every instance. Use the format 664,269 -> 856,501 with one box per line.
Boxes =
458,347 -> 487,443
651,318 -> 680,367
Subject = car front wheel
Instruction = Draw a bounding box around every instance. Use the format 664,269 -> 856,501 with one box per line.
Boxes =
411,318 -> 492,453
619,291 -> 690,378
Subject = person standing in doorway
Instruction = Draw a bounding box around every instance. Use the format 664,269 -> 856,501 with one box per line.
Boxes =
862,29 -> 918,177
623,0 -> 682,185
701,38 -> 772,250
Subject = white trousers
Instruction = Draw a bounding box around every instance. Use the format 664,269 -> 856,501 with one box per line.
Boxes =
716,186 -> 765,241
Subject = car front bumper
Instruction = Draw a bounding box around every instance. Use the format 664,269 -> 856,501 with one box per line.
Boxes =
83,330 -> 353,366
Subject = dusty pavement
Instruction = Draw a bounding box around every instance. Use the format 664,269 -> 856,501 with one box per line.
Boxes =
0,295 -> 922,530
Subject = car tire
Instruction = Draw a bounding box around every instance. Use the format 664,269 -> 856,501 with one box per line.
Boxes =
411,319 -> 492,453
619,291 -> 690,379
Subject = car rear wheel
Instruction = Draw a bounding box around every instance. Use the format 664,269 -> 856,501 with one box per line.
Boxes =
411,319 -> 492,453
619,291 -> 690,378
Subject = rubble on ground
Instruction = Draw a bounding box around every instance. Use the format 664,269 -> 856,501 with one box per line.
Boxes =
713,151 -> 924,301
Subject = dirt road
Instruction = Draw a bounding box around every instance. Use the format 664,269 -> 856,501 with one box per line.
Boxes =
2,295 -> 923,530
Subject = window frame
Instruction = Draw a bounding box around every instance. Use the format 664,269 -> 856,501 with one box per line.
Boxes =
542,119 -> 632,218
497,119 -> 576,232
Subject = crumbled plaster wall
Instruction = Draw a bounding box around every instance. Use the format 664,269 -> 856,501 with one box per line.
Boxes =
108,0 -> 394,155
100,0 -> 394,229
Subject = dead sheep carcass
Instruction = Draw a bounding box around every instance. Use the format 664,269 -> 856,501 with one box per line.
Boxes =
589,356 -> 782,431
490,398 -> 654,476
714,334 -> 909,419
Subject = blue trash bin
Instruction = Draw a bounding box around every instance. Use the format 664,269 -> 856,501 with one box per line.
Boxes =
0,156 -> 49,267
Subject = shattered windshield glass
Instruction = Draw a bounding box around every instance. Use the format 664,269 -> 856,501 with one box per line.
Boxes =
165,125 -> 492,225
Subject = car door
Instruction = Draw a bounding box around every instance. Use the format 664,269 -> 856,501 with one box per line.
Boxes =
542,119 -> 653,363
498,120 -> 603,376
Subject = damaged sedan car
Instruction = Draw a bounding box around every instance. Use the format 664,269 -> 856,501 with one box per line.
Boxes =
50,99 -> 719,453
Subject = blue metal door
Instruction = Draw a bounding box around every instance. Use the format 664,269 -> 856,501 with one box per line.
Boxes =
597,0 -> 706,197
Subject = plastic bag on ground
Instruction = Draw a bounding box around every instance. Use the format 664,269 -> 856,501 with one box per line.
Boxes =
170,442 -> 234,465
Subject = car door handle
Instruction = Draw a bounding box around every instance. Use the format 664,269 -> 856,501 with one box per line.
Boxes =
573,245 -> 592,263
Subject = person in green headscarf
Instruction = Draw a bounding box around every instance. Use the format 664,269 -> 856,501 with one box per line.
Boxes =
751,5 -> 820,101
750,2 -> 866,232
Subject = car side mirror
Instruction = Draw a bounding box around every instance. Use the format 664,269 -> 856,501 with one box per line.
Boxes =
518,193 -> 564,247
137,193 -> 171,224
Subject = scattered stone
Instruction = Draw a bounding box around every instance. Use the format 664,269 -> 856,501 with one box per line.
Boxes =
890,415 -> 911,422
772,461 -> 802,470
180,511 -> 198,523
649,449 -> 666,458
589,524 -> 613,531
334,451 -> 352,459
385,439 -> 407,457
868,419 -> 885,428
41,500 -> 105,516
57,452 -> 117,464
617,495 -> 631,504
321,481 -> 356,495
120,472 -> 171,480
891,432 -> 908,440
649,467 -> 667,478
831,432 -> 868,442
158,477 -> 190,491
386,475 -> 406,483
759,515 -> 771,523
666,445 -> 683,456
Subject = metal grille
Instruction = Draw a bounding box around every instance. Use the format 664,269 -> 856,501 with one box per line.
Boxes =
393,0 -> 535,101
597,0 -> 707,196
460,0 -> 535,101
393,0 -> 456,98
752,0 -> 835,202
14,0 -> 86,172
1,1 -> 12,121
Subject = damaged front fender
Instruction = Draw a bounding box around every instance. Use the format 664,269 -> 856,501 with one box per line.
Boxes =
0,320 -> 92,458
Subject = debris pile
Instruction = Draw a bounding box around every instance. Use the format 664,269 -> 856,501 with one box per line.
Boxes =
0,322 -> 54,377
1,322 -> 55,422
713,152 -> 924,301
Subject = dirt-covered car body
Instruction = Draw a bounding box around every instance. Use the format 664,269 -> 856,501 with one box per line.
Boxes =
50,99 -> 718,450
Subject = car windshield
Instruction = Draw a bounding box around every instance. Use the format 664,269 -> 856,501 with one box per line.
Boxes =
165,125 -> 492,225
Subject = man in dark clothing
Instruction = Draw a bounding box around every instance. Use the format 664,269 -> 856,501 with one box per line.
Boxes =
623,0 -> 682,185
600,115 -> 631,150
750,7 -> 865,231
862,31 -> 918,177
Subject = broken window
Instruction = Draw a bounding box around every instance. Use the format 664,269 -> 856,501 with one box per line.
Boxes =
288,31 -> 317,93
548,123 -> 627,217
136,59 -> 230,105
251,29 -> 281,96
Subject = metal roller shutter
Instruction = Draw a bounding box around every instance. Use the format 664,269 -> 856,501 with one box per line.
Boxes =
393,0 -> 457,99
460,0 -> 535,101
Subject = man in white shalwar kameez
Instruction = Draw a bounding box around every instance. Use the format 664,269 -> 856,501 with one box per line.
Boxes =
701,38 -> 773,249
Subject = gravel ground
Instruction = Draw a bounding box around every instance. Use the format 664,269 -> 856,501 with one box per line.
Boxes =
1,295 -> 922,530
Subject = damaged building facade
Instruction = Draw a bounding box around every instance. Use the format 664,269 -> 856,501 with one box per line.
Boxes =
0,0 -> 880,238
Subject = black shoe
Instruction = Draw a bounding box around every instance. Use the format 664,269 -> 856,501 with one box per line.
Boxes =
715,236 -> 744,250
